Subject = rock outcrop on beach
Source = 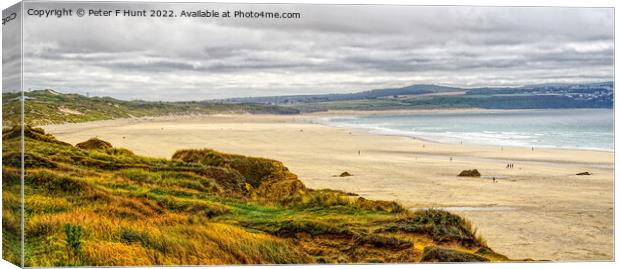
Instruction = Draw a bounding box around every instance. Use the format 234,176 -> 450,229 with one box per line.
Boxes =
339,171 -> 352,177
458,169 -> 481,177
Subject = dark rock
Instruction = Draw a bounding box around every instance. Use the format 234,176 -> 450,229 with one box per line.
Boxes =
458,169 -> 481,177
339,171 -> 352,177
576,172 -> 591,176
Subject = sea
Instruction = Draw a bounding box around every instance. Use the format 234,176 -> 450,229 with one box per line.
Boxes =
320,109 -> 614,151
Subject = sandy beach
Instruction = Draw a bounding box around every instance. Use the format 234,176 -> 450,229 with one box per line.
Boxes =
42,113 -> 614,261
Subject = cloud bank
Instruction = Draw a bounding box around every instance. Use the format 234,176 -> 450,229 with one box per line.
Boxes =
20,2 -> 614,100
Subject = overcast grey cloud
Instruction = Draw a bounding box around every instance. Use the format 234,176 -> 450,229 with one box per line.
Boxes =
18,2 -> 614,101
3,3 -> 22,93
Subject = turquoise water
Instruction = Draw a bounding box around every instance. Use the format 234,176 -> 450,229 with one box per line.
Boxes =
321,109 -> 614,151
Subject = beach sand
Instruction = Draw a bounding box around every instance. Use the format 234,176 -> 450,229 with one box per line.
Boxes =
43,113 -> 614,261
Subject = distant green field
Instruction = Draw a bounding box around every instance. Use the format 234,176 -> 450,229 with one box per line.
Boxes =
288,93 -> 613,112
225,82 -> 613,112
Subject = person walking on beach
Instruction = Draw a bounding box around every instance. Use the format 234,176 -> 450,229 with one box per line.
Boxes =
492,177 -> 496,183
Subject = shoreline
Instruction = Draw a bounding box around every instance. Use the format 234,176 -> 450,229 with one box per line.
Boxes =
316,121 -> 615,154
309,109 -> 614,153
305,107 -> 613,116
42,109 -> 615,156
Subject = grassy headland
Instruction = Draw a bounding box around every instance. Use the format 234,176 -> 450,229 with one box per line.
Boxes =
1,125 -> 511,266
2,90 -> 300,126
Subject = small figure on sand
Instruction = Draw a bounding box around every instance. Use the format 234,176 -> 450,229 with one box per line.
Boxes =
492,177 -> 496,183
506,163 -> 514,168
449,157 -> 453,162
358,150 -> 361,156
531,146 -> 534,151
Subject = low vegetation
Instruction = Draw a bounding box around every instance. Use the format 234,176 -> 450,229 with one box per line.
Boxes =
2,125 -> 513,266
420,246 -> 489,262
274,82 -> 614,112
2,90 -> 300,126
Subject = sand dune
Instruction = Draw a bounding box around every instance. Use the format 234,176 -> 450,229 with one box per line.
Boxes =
43,113 -> 614,261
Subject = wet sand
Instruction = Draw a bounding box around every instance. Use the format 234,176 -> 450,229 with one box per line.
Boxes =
43,113 -> 614,261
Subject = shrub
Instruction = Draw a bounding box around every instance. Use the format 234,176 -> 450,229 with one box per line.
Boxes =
82,241 -> 152,266
354,197 -> 405,213
353,234 -> 412,249
76,138 -> 113,150
120,227 -> 149,246
475,246 -> 509,261
64,224 -> 83,263
3,125 -> 70,145
272,220 -> 354,238
25,171 -> 92,196
3,152 -> 59,168
420,246 -> 489,262
25,194 -> 72,214
172,149 -> 299,188
379,209 -> 484,247
2,208 -> 21,235
1,168 -> 21,186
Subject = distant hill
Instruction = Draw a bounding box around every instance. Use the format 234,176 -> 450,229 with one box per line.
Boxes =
221,82 -> 614,112
223,84 -> 463,104
2,90 -> 300,126
2,81 -> 613,126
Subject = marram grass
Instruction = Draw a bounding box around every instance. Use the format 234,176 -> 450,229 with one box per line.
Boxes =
2,125 -> 514,266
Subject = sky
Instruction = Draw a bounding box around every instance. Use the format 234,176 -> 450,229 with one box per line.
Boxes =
9,2 -> 615,101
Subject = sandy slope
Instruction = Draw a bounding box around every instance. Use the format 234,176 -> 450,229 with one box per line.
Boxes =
43,113 -> 614,261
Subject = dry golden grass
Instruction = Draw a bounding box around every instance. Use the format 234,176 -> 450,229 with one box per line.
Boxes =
1,126 -> 505,266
